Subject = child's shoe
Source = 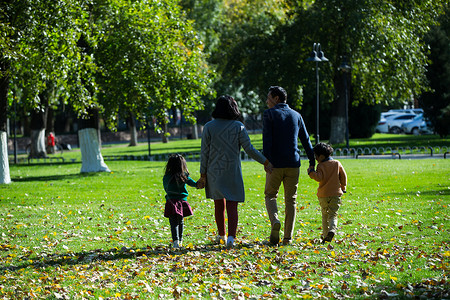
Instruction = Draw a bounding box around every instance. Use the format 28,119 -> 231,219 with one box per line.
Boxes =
226,236 -> 234,249
215,235 -> 226,244
173,240 -> 180,248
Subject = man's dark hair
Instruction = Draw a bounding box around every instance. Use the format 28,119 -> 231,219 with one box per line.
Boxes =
212,95 -> 241,120
268,86 -> 287,103
313,143 -> 334,158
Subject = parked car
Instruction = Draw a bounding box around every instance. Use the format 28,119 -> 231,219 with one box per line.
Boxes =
401,114 -> 426,135
388,108 -> 424,115
419,119 -> 434,135
380,112 -> 400,119
376,113 -> 417,133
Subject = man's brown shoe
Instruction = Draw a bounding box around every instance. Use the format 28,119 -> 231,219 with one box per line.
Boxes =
269,221 -> 281,245
323,231 -> 335,243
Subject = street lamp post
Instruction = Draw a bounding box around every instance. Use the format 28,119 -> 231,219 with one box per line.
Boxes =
306,43 -> 328,145
338,56 -> 351,149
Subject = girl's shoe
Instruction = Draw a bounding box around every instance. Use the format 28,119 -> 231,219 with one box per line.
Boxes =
215,235 -> 226,244
173,240 -> 180,248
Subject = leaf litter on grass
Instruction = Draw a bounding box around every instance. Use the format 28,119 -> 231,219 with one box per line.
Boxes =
1,159 -> 449,298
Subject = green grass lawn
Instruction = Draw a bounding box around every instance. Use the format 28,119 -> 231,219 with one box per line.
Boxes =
1,158 -> 449,299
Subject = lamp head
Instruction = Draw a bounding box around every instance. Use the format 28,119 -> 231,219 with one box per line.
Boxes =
306,50 -> 322,62
338,56 -> 351,72
318,50 -> 328,62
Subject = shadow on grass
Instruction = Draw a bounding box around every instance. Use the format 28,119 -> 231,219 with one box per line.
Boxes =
14,161 -> 80,168
103,146 -> 202,156
0,242 -> 255,273
11,171 -> 106,183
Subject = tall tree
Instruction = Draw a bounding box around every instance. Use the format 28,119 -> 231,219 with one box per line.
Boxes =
419,5 -> 450,137
0,0 -> 84,182
181,0 -> 287,119
93,0 -> 213,142
193,0 -> 445,143
1,0 -> 213,182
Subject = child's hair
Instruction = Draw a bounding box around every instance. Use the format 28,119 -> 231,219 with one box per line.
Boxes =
313,143 -> 334,158
165,154 -> 189,184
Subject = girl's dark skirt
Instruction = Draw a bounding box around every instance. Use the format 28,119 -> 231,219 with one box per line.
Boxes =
164,199 -> 193,217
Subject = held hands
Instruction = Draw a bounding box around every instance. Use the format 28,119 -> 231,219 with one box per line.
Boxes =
264,160 -> 274,174
307,166 -> 315,175
196,174 -> 207,189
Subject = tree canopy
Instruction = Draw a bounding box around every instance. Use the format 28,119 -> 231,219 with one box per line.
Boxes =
183,0 -> 447,141
2,0 -> 214,132
0,0 -> 215,182
92,0 -> 214,131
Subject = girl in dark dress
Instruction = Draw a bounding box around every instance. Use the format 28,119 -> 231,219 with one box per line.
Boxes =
163,154 -> 200,248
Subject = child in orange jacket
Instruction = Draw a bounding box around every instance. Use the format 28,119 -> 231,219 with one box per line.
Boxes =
308,143 -> 347,243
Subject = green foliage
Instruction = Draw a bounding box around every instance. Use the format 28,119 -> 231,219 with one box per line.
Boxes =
93,0 -> 214,131
6,0 -> 94,111
181,0 -> 290,117
419,6 -> 450,137
2,0 -> 214,131
0,159 -> 449,298
183,0 -> 446,139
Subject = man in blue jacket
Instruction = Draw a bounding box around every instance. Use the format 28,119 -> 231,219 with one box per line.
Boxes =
263,86 -> 315,245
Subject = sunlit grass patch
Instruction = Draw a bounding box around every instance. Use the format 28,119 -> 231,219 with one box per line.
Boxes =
0,159 -> 449,298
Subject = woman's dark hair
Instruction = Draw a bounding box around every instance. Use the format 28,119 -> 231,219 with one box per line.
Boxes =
268,86 -> 287,103
165,154 -> 189,184
313,143 -> 334,158
211,95 -> 241,120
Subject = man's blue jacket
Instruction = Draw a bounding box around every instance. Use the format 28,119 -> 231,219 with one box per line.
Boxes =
263,103 -> 315,168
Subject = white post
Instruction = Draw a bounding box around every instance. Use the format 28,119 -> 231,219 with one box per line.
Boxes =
0,131 -> 11,184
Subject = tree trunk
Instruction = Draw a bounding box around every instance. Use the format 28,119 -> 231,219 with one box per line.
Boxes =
192,123 -> 199,139
79,108 -> 110,173
29,109 -> 48,158
30,129 -> 47,158
0,131 -> 11,184
329,72 -> 347,145
47,107 -> 55,133
161,122 -> 169,143
0,58 -> 11,184
79,128 -> 110,173
329,116 -> 346,144
128,113 -> 138,146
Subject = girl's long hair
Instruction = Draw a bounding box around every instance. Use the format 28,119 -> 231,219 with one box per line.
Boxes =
164,154 -> 189,184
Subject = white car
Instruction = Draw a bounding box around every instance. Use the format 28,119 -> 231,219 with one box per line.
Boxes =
401,114 -> 426,135
380,112 -> 400,119
420,122 -> 434,134
388,108 -> 424,115
376,113 -> 417,133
